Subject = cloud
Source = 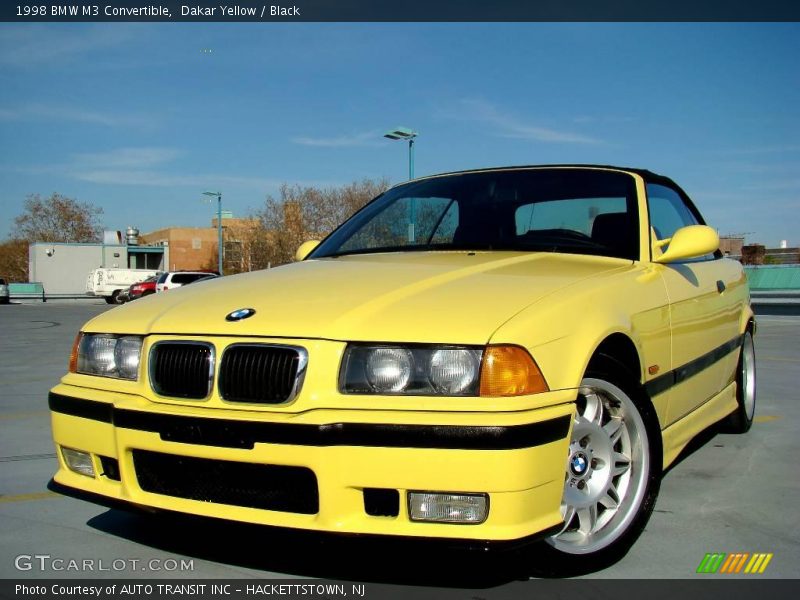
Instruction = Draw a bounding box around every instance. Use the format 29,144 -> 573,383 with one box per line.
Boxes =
2,146 -> 339,191
0,24 -> 138,67
743,179 -> 800,192
444,98 -> 602,145
571,115 -> 637,125
715,145 -> 800,156
291,130 -> 384,148
63,146 -> 317,189
71,169 -> 282,189
0,103 -> 154,128
72,147 -> 181,169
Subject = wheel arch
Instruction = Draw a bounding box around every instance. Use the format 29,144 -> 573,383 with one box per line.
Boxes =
587,333 -> 643,385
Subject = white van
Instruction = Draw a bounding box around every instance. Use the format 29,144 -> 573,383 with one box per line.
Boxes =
86,268 -> 162,304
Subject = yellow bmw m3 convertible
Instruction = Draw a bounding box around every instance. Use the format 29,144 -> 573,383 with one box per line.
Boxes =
49,165 -> 755,572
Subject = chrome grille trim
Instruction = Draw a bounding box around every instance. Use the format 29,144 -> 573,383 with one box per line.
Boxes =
148,341 -> 215,400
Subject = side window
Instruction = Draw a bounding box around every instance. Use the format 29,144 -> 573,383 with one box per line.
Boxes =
646,183 -> 699,240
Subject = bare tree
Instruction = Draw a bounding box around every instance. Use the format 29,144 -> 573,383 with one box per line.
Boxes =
251,178 -> 390,268
13,193 -> 103,243
0,239 -> 29,282
2,193 -> 104,282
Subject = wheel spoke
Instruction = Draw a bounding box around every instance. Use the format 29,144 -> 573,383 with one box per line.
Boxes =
576,504 -> 598,534
599,486 -> 620,509
581,391 -> 604,425
611,451 -> 631,476
562,505 -> 577,530
603,417 -> 624,444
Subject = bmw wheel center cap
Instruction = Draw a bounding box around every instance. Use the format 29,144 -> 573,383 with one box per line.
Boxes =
570,453 -> 589,476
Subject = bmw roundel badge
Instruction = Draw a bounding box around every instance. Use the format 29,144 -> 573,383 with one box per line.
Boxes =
225,308 -> 256,322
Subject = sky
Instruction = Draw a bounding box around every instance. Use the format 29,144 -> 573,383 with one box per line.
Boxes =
0,23 -> 798,247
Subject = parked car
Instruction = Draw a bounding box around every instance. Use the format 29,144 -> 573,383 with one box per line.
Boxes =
0,277 -> 9,304
124,275 -> 160,302
86,268 -> 162,304
155,271 -> 218,292
48,165 -> 755,574
179,273 -> 220,287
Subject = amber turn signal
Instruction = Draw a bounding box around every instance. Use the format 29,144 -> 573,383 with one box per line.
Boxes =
479,345 -> 548,397
68,333 -> 82,373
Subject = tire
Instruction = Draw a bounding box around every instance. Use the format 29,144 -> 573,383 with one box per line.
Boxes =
722,330 -> 756,434
533,356 -> 661,576
104,294 -> 117,304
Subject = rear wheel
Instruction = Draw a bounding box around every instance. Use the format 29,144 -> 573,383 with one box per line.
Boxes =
723,330 -> 756,433
104,291 -> 119,304
536,358 -> 661,575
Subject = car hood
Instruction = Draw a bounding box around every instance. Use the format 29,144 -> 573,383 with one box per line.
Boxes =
86,252 -> 628,344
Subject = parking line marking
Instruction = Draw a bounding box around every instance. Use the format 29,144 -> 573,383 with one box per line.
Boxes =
0,453 -> 57,463
0,411 -> 50,421
754,415 -> 782,423
0,491 -> 61,503
759,356 -> 800,363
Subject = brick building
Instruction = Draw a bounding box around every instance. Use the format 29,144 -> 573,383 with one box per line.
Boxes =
140,214 -> 261,273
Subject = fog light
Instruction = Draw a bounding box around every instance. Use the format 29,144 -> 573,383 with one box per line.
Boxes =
61,447 -> 95,477
408,492 -> 488,524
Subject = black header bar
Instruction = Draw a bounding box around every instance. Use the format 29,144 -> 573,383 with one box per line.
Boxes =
3,0 -> 800,23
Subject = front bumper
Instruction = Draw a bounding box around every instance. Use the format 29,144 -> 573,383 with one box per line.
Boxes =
50,383 -> 574,543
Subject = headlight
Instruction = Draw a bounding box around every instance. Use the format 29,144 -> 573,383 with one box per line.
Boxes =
73,333 -> 143,380
365,348 -> 413,392
341,345 -> 482,396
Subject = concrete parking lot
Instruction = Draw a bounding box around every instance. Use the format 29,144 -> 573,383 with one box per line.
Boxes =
0,301 -> 797,583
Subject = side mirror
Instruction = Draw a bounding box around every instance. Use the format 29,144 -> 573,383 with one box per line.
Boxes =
653,225 -> 719,264
295,240 -> 321,262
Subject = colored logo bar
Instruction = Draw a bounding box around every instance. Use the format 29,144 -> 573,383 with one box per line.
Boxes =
696,553 -> 773,574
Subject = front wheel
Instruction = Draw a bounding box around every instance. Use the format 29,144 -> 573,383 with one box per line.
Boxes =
536,359 -> 661,575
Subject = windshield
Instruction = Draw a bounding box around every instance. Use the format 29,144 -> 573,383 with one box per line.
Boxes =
311,168 -> 640,260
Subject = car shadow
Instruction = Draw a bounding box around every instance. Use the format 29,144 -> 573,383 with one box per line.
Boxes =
662,422 -> 722,477
86,509 -> 532,586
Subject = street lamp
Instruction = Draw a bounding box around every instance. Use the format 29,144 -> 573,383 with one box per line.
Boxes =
384,127 -> 418,180
202,190 -> 223,275
384,127 -> 419,242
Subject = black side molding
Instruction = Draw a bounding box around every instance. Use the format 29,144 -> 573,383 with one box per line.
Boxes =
645,334 -> 743,398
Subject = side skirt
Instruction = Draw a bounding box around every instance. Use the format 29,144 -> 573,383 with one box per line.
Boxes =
661,381 -> 738,470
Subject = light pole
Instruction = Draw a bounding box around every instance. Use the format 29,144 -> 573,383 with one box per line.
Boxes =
384,127 -> 418,180
202,191 -> 223,275
384,127 -> 419,242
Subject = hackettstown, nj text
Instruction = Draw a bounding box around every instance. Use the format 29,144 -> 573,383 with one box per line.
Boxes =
16,583 -> 363,598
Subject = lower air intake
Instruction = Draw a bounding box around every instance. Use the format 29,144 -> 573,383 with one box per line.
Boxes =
132,450 -> 319,514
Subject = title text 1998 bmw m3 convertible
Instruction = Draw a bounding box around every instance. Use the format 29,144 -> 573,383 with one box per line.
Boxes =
49,165 -> 755,572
